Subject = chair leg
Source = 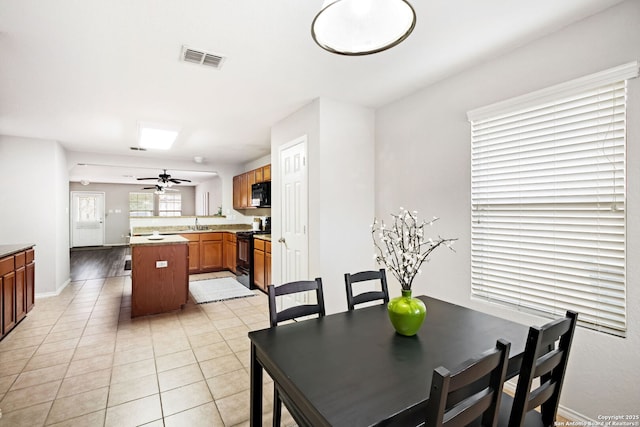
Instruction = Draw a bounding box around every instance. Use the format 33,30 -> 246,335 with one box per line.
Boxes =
273,385 -> 282,427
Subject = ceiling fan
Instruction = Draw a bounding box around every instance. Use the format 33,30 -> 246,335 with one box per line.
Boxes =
137,169 -> 191,187
142,184 -> 179,194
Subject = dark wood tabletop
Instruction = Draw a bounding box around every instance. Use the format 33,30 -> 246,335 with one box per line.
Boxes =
249,295 -> 530,427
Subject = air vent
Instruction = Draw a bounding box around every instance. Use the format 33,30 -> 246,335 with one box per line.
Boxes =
180,46 -> 226,70
130,146 -> 147,151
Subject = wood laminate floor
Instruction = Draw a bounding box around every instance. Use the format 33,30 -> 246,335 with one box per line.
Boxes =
70,246 -> 131,281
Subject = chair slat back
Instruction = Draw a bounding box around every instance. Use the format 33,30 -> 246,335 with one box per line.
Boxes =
268,278 -> 326,327
344,269 -> 390,311
508,311 -> 578,427
426,339 -> 511,427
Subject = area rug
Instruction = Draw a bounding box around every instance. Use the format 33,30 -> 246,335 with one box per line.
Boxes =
189,277 -> 255,304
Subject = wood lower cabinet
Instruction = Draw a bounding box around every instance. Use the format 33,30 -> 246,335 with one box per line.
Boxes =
14,251 -> 26,323
2,270 -> 16,335
201,233 -> 223,271
181,232 -> 229,274
26,248 -> 35,313
181,234 -> 201,274
253,238 -> 271,292
223,233 -> 237,273
1,246 -> 34,339
265,241 -> 272,289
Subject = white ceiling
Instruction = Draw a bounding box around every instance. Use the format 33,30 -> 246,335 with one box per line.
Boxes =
0,0 -> 624,185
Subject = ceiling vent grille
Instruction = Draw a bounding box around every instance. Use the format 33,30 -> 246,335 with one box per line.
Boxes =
180,46 -> 226,70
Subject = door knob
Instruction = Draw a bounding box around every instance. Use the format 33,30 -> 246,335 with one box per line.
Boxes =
277,237 -> 286,243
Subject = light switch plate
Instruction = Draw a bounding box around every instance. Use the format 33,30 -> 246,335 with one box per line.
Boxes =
156,260 -> 168,268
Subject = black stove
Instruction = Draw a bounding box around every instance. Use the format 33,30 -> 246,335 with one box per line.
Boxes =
236,230 -> 270,289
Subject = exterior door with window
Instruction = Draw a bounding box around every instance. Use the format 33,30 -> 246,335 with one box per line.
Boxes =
71,192 -> 105,247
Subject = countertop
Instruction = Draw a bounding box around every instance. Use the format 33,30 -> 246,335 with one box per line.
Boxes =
132,226 -> 253,236
0,244 -> 35,259
129,235 -> 188,246
254,235 -> 271,242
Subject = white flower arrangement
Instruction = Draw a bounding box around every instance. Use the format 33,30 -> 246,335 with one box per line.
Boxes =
372,207 -> 457,291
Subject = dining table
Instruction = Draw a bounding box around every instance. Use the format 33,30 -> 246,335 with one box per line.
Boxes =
248,295 -> 531,427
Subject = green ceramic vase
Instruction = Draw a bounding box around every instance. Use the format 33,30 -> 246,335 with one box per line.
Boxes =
387,289 -> 426,336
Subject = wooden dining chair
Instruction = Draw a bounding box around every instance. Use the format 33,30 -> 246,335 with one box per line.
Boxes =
425,339 -> 511,427
498,311 -> 578,427
344,268 -> 390,311
267,278 -> 326,426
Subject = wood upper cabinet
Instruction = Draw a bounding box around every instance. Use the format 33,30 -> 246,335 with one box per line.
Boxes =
239,173 -> 248,209
233,175 -> 242,210
233,164 -> 271,209
200,233 -> 223,271
246,170 -> 256,203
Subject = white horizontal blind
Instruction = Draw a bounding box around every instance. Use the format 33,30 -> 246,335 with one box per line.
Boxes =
469,68 -> 634,336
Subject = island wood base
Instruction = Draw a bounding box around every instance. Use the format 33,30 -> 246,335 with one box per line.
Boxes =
131,241 -> 188,317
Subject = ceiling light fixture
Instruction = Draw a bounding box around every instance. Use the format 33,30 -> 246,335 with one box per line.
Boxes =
138,123 -> 180,150
311,0 -> 416,56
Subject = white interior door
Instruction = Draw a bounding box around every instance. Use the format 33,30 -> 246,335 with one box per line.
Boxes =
71,191 -> 105,247
279,136 -> 309,307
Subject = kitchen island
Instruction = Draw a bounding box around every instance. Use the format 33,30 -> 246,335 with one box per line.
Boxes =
130,235 -> 189,317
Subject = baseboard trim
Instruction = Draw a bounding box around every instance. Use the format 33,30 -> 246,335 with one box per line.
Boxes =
503,380 -> 593,423
35,278 -> 71,299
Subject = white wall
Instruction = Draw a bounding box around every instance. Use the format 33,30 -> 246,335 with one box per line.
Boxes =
0,136 -> 70,296
271,98 -> 375,313
195,176 -> 222,216
375,0 -> 640,418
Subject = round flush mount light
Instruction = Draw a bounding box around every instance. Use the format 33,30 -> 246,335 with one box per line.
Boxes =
311,0 -> 416,56
80,180 -> 90,186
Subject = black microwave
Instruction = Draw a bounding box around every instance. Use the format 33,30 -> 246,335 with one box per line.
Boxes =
251,182 -> 271,207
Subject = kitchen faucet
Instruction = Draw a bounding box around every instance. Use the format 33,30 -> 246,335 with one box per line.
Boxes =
195,217 -> 199,230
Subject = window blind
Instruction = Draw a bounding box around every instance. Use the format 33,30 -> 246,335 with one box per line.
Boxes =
468,62 -> 638,336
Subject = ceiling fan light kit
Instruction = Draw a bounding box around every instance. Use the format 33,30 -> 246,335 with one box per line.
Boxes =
137,170 -> 191,191
311,0 -> 416,56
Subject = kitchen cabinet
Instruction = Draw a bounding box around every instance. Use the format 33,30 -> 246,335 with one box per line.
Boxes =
15,251 -> 26,324
181,234 -> 201,274
26,249 -> 35,313
233,164 -> 271,209
265,241 -> 272,289
254,239 -> 265,291
180,232 -> 226,273
253,238 -> 271,292
0,245 -> 34,339
200,233 -> 224,271
223,233 -> 237,273
233,175 -> 242,210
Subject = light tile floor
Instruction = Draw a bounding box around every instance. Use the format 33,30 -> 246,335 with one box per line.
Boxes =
0,274 -> 295,426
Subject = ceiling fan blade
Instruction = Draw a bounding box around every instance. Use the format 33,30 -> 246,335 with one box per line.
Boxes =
137,177 -> 158,181
169,178 -> 191,184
